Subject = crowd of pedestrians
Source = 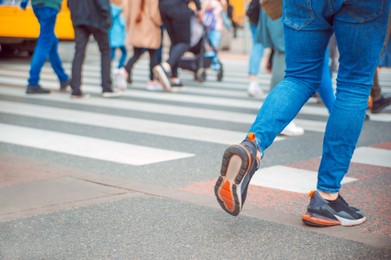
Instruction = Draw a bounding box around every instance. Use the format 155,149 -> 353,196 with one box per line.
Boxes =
19,0 -> 391,229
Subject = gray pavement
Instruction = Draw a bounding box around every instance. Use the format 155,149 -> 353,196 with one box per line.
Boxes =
1,30 -> 391,259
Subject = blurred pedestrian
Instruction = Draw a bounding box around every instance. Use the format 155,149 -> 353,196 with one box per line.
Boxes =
153,0 -> 202,92
214,1 -> 390,227
20,0 -> 70,94
246,0 -> 264,97
67,0 -> 121,98
371,14 -> 391,114
115,0 -> 163,91
109,0 -> 127,70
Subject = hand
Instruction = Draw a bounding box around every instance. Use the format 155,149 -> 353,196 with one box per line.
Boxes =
20,0 -> 28,10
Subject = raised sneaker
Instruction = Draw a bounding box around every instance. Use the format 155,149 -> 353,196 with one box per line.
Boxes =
247,81 -> 263,98
153,64 -> 172,92
60,78 -> 71,92
214,132 -> 261,216
302,190 -> 366,227
371,95 -> 391,113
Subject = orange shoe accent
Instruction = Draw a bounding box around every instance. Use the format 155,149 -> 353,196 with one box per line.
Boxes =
308,190 -> 315,198
220,180 -> 234,212
247,132 -> 255,141
302,214 -> 341,226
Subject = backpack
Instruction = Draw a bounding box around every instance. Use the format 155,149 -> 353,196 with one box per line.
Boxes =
246,0 -> 260,25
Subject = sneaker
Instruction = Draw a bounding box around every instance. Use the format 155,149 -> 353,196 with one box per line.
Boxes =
171,79 -> 186,92
102,89 -> 122,98
214,132 -> 261,216
302,190 -> 366,227
247,81 -> 263,97
60,78 -> 71,92
146,80 -> 164,91
26,85 -> 50,94
153,64 -> 172,92
280,121 -> 305,136
113,68 -> 128,91
71,89 -> 90,99
371,95 -> 391,113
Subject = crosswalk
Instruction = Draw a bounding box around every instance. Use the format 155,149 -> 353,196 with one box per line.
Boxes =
1,52 -> 391,193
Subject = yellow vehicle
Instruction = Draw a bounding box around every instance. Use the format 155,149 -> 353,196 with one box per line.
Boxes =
0,0 -> 74,54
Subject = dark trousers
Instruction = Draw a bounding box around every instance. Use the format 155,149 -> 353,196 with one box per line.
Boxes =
71,25 -> 112,91
159,0 -> 191,77
124,47 -> 157,81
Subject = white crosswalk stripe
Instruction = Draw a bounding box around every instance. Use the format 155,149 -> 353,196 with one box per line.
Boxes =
1,55 -> 390,171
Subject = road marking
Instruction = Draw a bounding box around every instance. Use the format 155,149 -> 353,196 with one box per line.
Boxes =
250,165 -> 357,193
0,100 -> 268,145
351,147 -> 391,168
0,123 -> 194,166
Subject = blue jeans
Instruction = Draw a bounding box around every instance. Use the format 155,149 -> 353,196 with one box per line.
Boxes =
248,22 -> 264,76
111,46 -> 127,69
317,49 -> 335,113
249,0 -> 390,193
28,6 -> 68,87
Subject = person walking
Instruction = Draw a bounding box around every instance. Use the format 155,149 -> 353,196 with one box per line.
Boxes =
20,0 -> 70,94
67,0 -> 121,98
114,0 -> 163,91
109,0 -> 127,71
214,0 -> 390,227
246,0 -> 264,97
153,0 -> 202,92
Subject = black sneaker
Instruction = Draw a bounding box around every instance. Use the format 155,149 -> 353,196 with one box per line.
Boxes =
71,89 -> 89,99
302,190 -> 366,227
153,64 -> 172,92
214,133 -> 261,216
60,79 -> 71,91
26,85 -> 50,94
371,95 -> 391,113
171,80 -> 186,92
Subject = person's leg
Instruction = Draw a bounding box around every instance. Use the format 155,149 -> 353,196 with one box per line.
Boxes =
317,50 -> 335,113
92,28 -> 112,92
317,2 -> 390,193
123,47 -> 144,75
148,49 -> 158,81
117,46 -> 127,68
28,6 -> 58,88
110,47 -> 116,61
248,22 -> 264,79
269,50 -> 285,90
48,36 -> 68,83
71,26 -> 89,91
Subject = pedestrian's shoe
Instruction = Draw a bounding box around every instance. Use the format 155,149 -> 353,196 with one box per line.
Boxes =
280,121 -> 304,136
60,78 -> 71,92
214,132 -> 261,216
247,81 -> 263,98
113,68 -> 128,91
170,79 -> 186,92
371,95 -> 391,114
102,88 -> 122,98
26,85 -> 50,94
302,190 -> 366,227
153,64 -> 172,92
71,89 -> 89,99
146,80 -> 164,91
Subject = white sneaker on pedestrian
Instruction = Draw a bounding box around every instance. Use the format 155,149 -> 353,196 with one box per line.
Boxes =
146,80 -> 164,91
102,89 -> 122,98
280,121 -> 305,136
113,68 -> 128,92
247,81 -> 263,97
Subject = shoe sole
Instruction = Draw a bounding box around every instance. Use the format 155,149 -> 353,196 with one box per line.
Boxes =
214,144 -> 253,216
302,213 -> 366,227
153,66 -> 172,92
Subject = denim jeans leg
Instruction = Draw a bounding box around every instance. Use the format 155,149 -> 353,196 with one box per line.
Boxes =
317,50 -> 335,113
48,36 -> 68,83
249,26 -> 331,155
317,2 -> 390,193
248,23 -> 264,76
28,7 -> 58,86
